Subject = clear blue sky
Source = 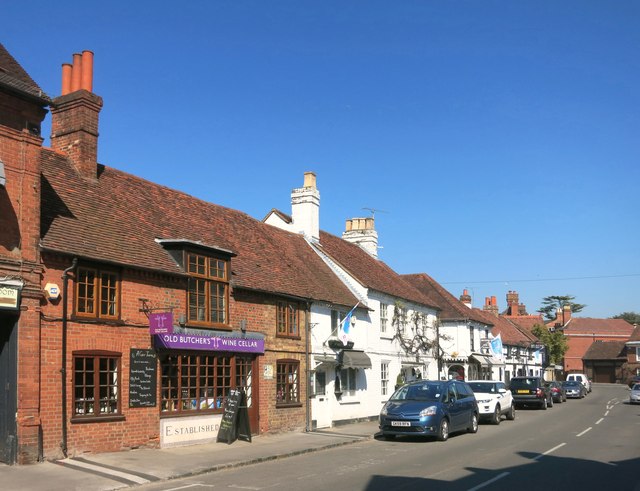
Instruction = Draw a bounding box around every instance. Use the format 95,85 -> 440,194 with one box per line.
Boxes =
4,1 -> 639,319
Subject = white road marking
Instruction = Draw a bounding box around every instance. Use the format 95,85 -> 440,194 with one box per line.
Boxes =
577,427 -> 592,437
467,471 -> 510,491
595,418 -> 604,425
165,484 -> 215,490
533,442 -> 566,461
58,458 -> 150,484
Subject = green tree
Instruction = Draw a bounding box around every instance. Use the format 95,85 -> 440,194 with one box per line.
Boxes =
611,311 -> 640,324
532,324 -> 568,365
538,295 -> 586,321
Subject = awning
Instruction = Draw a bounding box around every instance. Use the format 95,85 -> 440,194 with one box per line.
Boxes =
470,354 -> 505,367
470,354 -> 492,367
339,350 -> 372,369
314,354 -> 338,367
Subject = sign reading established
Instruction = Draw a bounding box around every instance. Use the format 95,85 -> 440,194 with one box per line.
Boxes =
155,333 -> 265,354
0,285 -> 20,310
129,348 -> 157,408
216,388 -> 251,445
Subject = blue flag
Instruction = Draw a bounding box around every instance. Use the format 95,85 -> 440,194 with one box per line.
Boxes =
338,303 -> 359,346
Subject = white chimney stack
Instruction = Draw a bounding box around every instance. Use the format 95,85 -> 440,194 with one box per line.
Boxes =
291,172 -> 320,242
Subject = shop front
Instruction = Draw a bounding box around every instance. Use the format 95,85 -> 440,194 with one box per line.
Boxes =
153,327 -> 265,448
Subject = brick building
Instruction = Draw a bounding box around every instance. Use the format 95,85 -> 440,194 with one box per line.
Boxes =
0,45 -> 358,464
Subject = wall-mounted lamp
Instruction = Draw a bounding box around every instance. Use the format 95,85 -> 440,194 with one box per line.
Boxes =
240,319 -> 247,333
178,313 -> 186,326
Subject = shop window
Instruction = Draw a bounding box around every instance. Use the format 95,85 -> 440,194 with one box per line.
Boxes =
160,354 -> 253,414
72,351 -> 121,419
75,266 -> 120,320
340,367 -> 357,396
187,252 -> 229,327
276,359 -> 300,406
276,301 -> 300,338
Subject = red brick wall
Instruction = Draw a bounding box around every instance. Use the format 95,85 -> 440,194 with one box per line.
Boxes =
564,334 -> 628,374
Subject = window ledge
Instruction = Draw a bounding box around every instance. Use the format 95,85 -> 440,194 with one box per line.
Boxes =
276,403 -> 303,409
71,415 -> 125,424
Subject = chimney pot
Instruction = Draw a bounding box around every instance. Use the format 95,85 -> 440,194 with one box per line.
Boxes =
81,50 -> 94,92
61,63 -> 72,95
303,171 -> 316,189
71,53 -> 82,92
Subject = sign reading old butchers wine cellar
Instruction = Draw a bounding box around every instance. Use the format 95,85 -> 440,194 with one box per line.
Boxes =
129,348 -> 157,407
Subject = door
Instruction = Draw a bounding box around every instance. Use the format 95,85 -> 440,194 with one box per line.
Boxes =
236,356 -> 259,434
0,314 -> 18,464
311,368 -> 332,428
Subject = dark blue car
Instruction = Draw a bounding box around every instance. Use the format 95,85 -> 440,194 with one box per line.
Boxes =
379,379 -> 479,441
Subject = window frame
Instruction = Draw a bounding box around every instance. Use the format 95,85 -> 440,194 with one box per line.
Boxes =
276,359 -> 301,407
381,362 -> 389,396
74,266 -> 121,321
340,367 -> 357,397
71,350 -> 123,422
186,251 -> 230,328
276,301 -> 301,338
380,303 -> 388,335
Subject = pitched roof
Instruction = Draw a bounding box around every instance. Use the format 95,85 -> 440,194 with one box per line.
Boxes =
0,43 -> 50,102
315,233 -> 439,309
402,273 -> 488,324
583,341 -> 627,360
40,150 -> 359,307
628,325 -> 640,343
472,308 -> 538,346
505,315 -> 545,334
562,318 -> 635,336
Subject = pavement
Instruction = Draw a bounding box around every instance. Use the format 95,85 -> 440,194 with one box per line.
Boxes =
0,419 -> 380,491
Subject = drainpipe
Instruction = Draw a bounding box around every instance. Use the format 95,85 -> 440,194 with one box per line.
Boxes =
305,301 -> 312,432
60,258 -> 77,457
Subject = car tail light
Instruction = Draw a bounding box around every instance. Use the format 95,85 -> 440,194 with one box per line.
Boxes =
536,388 -> 544,398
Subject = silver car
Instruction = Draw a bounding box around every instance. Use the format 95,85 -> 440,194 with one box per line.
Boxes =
630,384 -> 640,405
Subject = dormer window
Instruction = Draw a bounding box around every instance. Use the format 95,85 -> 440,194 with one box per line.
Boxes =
187,252 -> 229,327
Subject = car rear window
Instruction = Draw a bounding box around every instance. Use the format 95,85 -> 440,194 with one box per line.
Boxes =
509,378 -> 538,389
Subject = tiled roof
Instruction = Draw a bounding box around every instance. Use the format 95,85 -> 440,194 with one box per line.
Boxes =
563,318 -> 635,336
0,43 -> 50,102
402,273 -> 488,323
583,341 -> 627,360
40,150 -> 359,307
505,315 -> 545,334
629,325 -> 640,343
473,308 -> 537,346
316,234 -> 439,309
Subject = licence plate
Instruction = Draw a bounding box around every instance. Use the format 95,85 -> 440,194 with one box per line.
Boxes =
391,421 -> 410,427
517,390 -> 529,394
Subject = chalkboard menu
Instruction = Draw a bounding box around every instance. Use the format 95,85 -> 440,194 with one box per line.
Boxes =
129,348 -> 157,408
216,388 -> 252,444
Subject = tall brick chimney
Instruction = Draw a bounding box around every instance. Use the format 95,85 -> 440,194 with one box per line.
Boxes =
50,50 -> 102,181
342,216 -> 378,258
483,296 -> 499,316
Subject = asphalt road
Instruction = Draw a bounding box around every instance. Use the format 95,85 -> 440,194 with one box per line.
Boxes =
137,384 -> 640,491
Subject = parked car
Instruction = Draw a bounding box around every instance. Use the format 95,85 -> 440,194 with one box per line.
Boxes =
509,376 -> 553,410
566,373 -> 592,393
627,375 -> 640,388
547,381 -> 566,403
379,379 -> 479,441
467,380 -> 516,424
562,380 -> 586,398
629,383 -> 640,405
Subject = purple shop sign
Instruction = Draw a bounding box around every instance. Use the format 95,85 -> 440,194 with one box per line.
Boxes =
149,312 -> 174,335
155,333 -> 264,354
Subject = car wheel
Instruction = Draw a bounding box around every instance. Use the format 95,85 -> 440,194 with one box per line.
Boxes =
469,413 -> 479,434
541,399 -> 547,410
548,396 -> 554,408
506,404 -> 516,421
492,405 -> 501,425
437,418 -> 449,442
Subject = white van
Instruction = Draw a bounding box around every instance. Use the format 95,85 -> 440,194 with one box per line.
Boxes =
566,373 -> 592,393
